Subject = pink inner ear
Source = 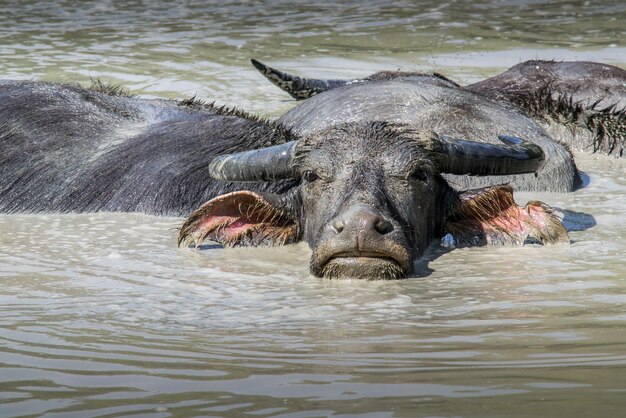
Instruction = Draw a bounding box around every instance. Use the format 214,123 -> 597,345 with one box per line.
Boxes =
178,190 -> 298,247
445,185 -> 569,246
228,219 -> 248,229
195,214 -> 257,241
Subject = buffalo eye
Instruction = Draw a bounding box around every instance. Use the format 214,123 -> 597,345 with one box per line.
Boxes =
303,170 -> 320,183
410,168 -> 429,183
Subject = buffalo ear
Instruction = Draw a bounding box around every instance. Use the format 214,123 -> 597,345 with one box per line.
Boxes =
178,191 -> 299,248
444,185 -> 569,246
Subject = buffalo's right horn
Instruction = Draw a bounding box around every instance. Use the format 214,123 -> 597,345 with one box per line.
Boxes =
251,59 -> 358,100
209,141 -> 298,182
434,135 -> 545,176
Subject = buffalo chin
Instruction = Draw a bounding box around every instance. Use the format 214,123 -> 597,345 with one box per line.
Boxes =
319,256 -> 408,280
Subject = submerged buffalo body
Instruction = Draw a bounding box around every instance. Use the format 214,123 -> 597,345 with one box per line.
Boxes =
1,60 -> 624,279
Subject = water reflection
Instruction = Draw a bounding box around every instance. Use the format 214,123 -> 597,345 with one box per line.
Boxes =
1,1 -> 624,112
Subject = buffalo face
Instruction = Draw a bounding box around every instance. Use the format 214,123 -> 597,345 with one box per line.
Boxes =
297,123 -> 445,279
179,121 -> 547,279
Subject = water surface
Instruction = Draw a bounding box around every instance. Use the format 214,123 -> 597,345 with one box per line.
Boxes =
1,1 -> 625,417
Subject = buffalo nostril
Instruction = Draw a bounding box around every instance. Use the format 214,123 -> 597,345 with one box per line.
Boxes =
375,218 -> 393,234
332,219 -> 345,233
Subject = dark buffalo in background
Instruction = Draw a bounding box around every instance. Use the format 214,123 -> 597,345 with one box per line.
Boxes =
254,59 -> 625,160
0,60 -> 624,279
0,80 -> 296,215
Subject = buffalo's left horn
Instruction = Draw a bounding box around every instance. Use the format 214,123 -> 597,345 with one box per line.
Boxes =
434,135 -> 545,175
251,59 -> 356,100
209,141 -> 298,182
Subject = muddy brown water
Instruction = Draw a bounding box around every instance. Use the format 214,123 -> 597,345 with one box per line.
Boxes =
1,1 -> 625,417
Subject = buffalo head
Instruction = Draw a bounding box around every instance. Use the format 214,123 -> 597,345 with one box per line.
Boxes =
179,121 -> 565,279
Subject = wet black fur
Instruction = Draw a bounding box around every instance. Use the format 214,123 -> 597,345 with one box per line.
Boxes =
501,85 -> 625,157
0,80 -> 297,216
466,60 -> 626,158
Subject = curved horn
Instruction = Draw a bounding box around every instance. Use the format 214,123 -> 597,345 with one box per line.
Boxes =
251,59 -> 357,100
209,141 -> 298,182
434,135 -> 545,176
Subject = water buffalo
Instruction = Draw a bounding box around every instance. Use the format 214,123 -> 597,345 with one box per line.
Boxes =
252,59 -> 625,160
0,60 -> 624,279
